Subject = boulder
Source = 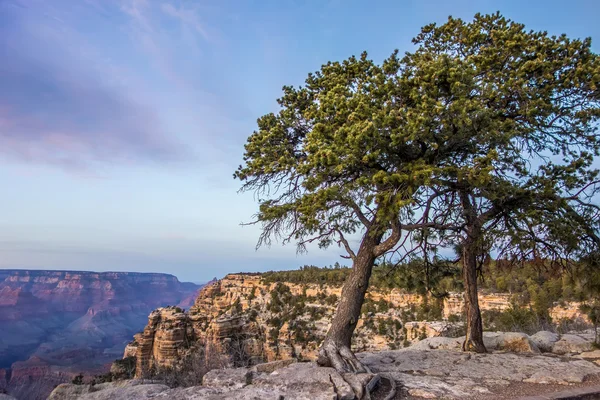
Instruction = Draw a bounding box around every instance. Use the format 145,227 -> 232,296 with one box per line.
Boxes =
530,331 -> 559,352
495,332 -> 540,353
48,381 -> 171,400
202,367 -> 252,389
475,332 -> 539,353
251,358 -> 296,373
577,350 -> 600,359
410,336 -> 463,351
252,362 -> 359,399
409,332 -> 540,353
552,334 -> 593,354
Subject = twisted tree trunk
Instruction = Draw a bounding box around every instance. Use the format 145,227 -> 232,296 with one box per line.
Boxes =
317,233 -> 379,373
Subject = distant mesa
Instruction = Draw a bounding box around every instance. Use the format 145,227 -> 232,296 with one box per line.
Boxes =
0,269 -> 201,400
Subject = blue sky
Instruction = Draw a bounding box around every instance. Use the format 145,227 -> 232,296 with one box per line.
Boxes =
0,0 -> 598,282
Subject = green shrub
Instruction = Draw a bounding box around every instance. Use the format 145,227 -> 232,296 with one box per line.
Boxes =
71,374 -> 84,385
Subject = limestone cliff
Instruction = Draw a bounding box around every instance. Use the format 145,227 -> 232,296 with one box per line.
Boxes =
126,273 -> 590,378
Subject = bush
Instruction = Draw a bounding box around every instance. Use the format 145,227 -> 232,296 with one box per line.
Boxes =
482,306 -> 551,334
325,294 -> 338,306
111,356 -> 136,380
71,373 -> 84,385
150,344 -> 228,388
447,313 -> 462,323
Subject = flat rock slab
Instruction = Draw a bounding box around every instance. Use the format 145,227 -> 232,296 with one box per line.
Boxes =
50,363 -> 375,400
357,349 -> 600,399
552,334 -> 593,355
577,350 -> 600,359
48,348 -> 600,400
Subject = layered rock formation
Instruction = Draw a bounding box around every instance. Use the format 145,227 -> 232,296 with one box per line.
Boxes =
125,273 -> 590,378
0,269 -> 199,400
50,334 -> 600,400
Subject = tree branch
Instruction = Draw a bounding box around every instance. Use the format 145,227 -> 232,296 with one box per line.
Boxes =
373,219 -> 402,257
335,230 -> 356,261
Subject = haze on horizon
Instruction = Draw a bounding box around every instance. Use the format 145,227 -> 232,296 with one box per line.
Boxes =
1,0 -> 598,282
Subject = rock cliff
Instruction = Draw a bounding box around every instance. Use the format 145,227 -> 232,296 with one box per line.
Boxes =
0,269 -> 199,400
51,331 -> 600,400
125,273 -> 590,378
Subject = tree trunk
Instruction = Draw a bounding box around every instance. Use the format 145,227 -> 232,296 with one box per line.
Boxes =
317,234 -> 379,373
462,228 -> 487,353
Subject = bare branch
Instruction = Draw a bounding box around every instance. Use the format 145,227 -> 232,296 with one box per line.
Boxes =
374,219 -> 402,257
335,229 -> 356,261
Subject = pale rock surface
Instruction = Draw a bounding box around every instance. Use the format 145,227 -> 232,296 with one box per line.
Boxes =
48,380 -> 169,400
577,350 -> 600,359
410,332 -> 540,353
48,331 -> 600,400
529,331 -> 560,352
410,336 -> 463,351
483,332 -> 540,353
50,362 -> 371,400
0,394 -> 17,400
358,348 -> 600,398
552,334 -> 593,354
48,348 -> 600,400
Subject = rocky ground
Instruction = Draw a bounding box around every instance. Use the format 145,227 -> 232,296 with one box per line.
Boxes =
44,330 -> 600,400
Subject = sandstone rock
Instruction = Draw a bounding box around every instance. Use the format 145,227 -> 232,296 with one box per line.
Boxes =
571,329 -> 597,342
577,349 -> 600,359
399,373 -> 489,398
530,331 -> 559,352
251,358 -> 296,373
73,384 -> 170,400
202,367 -> 252,389
48,380 -> 169,400
252,362 -> 359,400
411,332 -> 540,353
49,349 -> 600,400
552,334 -> 593,354
485,332 -> 540,353
409,336 -> 462,351
50,362 -> 372,400
359,348 -> 600,398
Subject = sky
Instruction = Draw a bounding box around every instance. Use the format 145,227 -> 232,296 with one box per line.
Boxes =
0,0 -> 598,283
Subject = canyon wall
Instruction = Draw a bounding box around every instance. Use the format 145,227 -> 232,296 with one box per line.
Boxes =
0,269 -> 199,400
125,273 -> 590,378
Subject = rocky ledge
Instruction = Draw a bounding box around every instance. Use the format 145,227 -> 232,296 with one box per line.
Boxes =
49,330 -> 600,400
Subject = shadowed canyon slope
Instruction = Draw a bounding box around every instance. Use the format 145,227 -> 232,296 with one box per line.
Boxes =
0,269 -> 200,398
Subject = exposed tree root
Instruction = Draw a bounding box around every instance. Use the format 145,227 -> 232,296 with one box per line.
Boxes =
318,340 -> 371,374
379,375 -> 397,400
462,337 -> 487,353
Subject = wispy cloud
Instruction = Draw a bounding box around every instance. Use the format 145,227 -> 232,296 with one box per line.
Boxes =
161,2 -> 209,41
0,0 -> 189,171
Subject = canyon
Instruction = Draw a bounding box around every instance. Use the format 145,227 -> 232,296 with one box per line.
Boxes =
125,273 -> 590,378
0,269 -> 200,400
